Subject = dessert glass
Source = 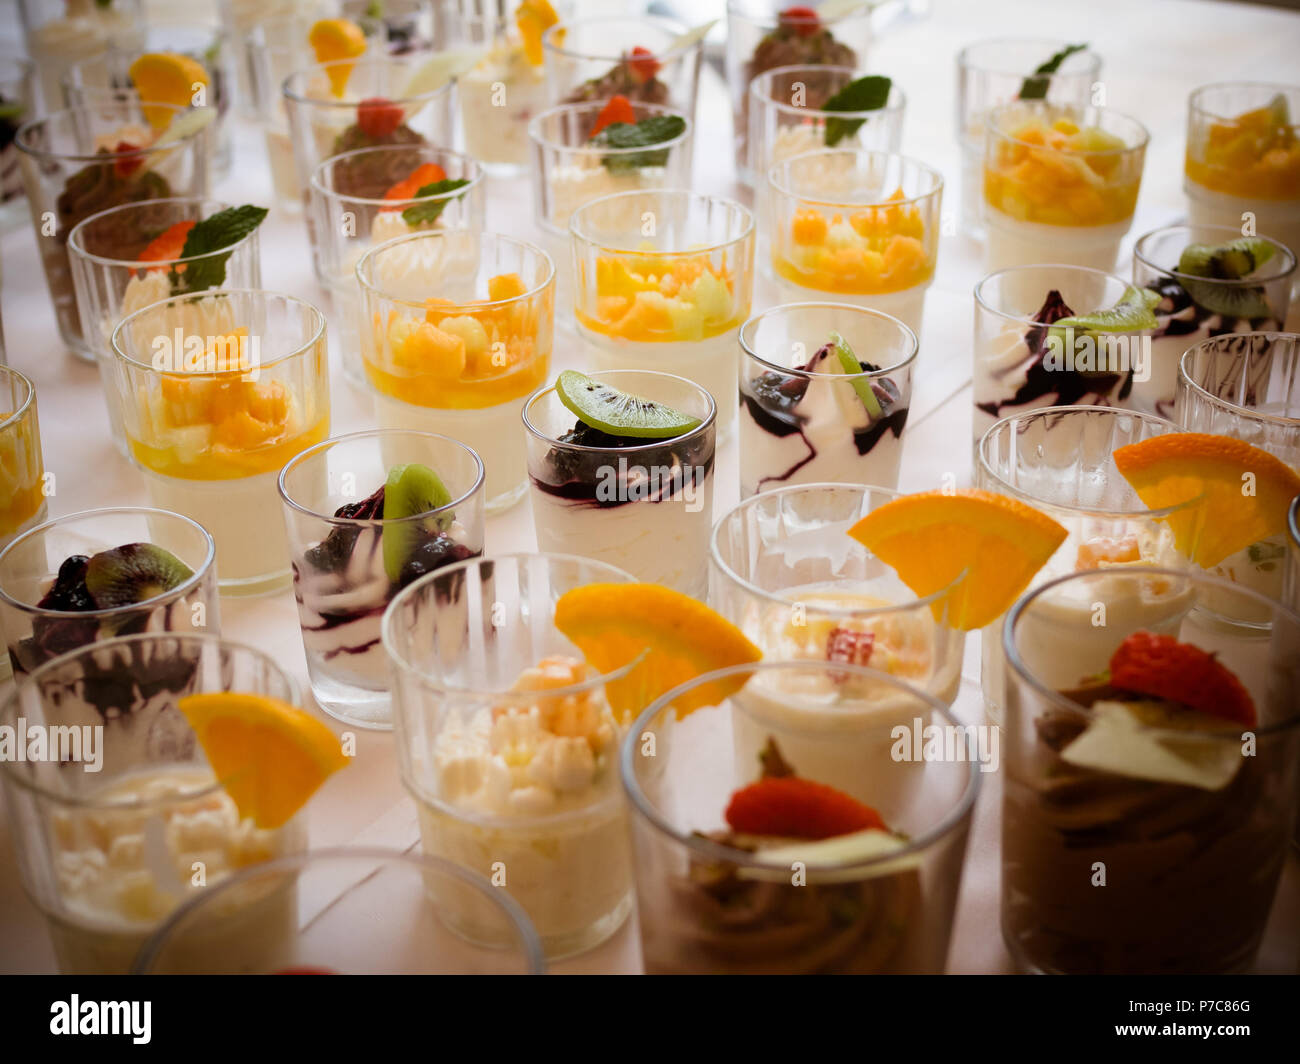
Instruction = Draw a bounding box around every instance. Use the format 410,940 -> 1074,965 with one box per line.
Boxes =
17,0 -> 144,115
570,189 -> 755,435
622,659 -> 980,974
726,0 -> 874,184
982,101 -> 1148,273
1185,83 -> 1300,283
0,366 -> 46,555
767,150 -> 942,336
955,39 -> 1101,236
111,289 -> 330,597
1002,567 -> 1300,974
738,302 -> 916,495
312,145 -> 485,386
1134,225 -> 1294,419
247,16 -> 321,210
133,847 -> 544,974
972,264 -> 1145,443
523,369 -> 716,597
0,632 -> 306,975
68,197 -> 263,455
383,552 -> 637,960
976,406 -> 1201,726
0,506 -> 219,678
357,230 -> 554,513
0,56 -> 36,231
15,102 -> 211,361
710,483 -> 966,708
279,429 -> 486,729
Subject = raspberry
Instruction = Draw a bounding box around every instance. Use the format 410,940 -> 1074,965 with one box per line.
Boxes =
725,776 -> 886,839
112,141 -> 143,178
626,46 -> 660,84
357,98 -> 404,139
1108,630 -> 1256,727
589,94 -> 637,138
778,6 -> 820,37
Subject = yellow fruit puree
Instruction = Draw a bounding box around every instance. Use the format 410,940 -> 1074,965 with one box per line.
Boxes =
1185,101 -> 1300,201
574,255 -> 740,342
0,422 -> 43,536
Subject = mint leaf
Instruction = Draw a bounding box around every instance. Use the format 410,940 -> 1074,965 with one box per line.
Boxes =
594,115 -> 687,172
822,75 -> 891,148
172,205 -> 268,295
1018,43 -> 1088,100
401,179 -> 472,226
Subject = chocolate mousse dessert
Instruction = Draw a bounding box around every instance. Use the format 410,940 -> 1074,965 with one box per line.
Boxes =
562,47 -> 671,107
0,94 -> 27,206
329,98 -> 429,198
746,8 -> 857,102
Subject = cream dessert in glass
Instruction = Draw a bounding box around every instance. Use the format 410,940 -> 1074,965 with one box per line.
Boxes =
0,57 -> 36,232
110,289 -> 330,596
570,189 -> 755,437
383,552 -> 637,960
767,150 -> 942,337
356,229 -> 554,513
17,0 -> 144,115
739,302 -> 915,496
524,369 -> 716,597
982,101 -> 1148,273
0,366 -> 46,557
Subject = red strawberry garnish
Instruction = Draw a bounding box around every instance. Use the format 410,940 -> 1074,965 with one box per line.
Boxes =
111,141 -> 143,178
357,97 -> 404,139
138,220 -> 195,269
1108,630 -> 1256,727
589,94 -> 637,138
626,46 -> 661,84
825,626 -> 874,681
725,776 -> 886,839
778,6 -> 821,36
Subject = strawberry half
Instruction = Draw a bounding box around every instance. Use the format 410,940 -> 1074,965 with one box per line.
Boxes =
1108,630 -> 1256,727
111,141 -> 143,178
138,220 -> 195,268
589,94 -> 637,138
778,6 -> 821,36
357,97 -> 404,139
725,776 -> 886,839
626,46 -> 661,84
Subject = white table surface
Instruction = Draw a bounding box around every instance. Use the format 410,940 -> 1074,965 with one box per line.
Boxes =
2,0 -> 1298,974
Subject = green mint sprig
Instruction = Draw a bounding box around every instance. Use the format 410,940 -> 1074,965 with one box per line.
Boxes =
594,115 -> 687,172
171,205 -> 268,295
1018,43 -> 1088,100
822,75 -> 892,147
401,179 -> 472,226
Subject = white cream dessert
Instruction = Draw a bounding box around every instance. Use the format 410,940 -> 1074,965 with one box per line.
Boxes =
460,42 -> 549,169
25,0 -> 143,117
545,159 -> 667,231
984,215 -> 1131,273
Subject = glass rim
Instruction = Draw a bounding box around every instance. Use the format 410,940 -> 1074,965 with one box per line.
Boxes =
1290,496 -> 1300,551
309,144 -> 485,205
110,288 -> 327,374
1002,564 -> 1300,737
67,196 -> 252,269
527,99 -> 692,154
277,428 -> 487,523
725,1 -> 871,29
1133,224 -> 1297,285
0,632 -> 298,803
738,301 -> 918,378
748,64 -> 907,120
568,189 -> 754,255
985,100 -> 1150,153
130,845 -> 547,974
0,506 -> 217,619
541,13 -> 696,63
972,263 -> 1133,326
15,102 -> 200,164
1189,81 -> 1300,124
620,659 -> 982,872
355,230 -> 555,310
0,364 -> 35,436
281,55 -> 456,106
381,551 -> 645,699
955,37 -> 1101,78
709,482 -> 967,618
522,368 -> 717,450
1178,332 -> 1300,429
767,149 -> 944,209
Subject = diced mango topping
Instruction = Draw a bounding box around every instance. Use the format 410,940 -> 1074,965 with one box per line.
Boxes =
309,18 -> 368,97
574,255 -> 740,342
128,52 -> 209,132
516,0 -> 561,66
1186,99 -> 1300,201
0,417 -> 43,537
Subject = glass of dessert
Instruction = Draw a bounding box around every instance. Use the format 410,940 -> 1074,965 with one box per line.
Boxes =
0,631 -> 349,975
982,101 -> 1148,273
1185,83 -> 1300,287
1133,226 -> 1294,418
279,428 -> 486,729
622,659 -> 980,974
17,0 -> 144,115
68,198 -> 266,455
1002,567 -> 1300,973
738,302 -> 915,495
356,230 -> 554,513
955,39 -> 1101,236
312,145 -> 485,386
110,289 -> 331,597
972,263 -> 1157,443
14,101 -> 212,361
767,150 -> 943,337
0,366 -> 46,557
0,506 -> 219,679
0,56 -> 36,231
134,847 -> 544,974
570,189 -> 755,436
726,1 -> 874,184
523,369 -> 716,597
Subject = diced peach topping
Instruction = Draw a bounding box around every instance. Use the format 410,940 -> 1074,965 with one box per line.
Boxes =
574,254 -> 739,342
1186,101 -> 1300,201
1074,534 -> 1142,571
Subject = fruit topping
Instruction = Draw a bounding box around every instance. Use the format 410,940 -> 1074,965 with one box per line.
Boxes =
128,52 -> 211,131
138,220 -> 195,267
1046,284 -> 1158,352
1107,630 -> 1256,727
35,555 -> 96,613
111,141 -> 144,179
821,74 -> 892,147
309,18 -> 369,97
1186,92 -> 1299,200
589,94 -> 637,138
626,46 -> 661,84
83,544 -> 195,609
580,256 -> 737,342
1074,534 -> 1141,570
382,162 -> 448,204
777,7 -> 820,37
1173,236 -> 1279,319
381,462 -> 454,583
555,369 -> 701,438
397,535 -> 476,588
516,0 -> 562,66
357,97 -> 405,139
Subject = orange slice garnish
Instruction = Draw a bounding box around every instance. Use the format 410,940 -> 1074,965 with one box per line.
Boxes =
128,52 -> 210,131
309,18 -> 368,97
516,0 -> 562,66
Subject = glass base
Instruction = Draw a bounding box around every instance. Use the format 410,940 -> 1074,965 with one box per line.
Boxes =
311,676 -> 393,731
218,569 -> 293,598
485,479 -> 528,516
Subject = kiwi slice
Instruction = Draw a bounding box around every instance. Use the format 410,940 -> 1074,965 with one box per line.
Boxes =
555,370 -> 702,439
382,463 -> 453,584
1047,285 -> 1159,353
84,543 -> 194,609
1177,237 -> 1277,318
829,332 -> 883,418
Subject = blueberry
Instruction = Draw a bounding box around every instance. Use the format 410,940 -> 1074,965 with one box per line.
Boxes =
396,535 -> 477,589
36,555 -> 96,612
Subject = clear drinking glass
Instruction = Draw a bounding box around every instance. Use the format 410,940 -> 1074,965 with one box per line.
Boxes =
622,659 -> 979,974
248,16 -> 324,209
15,102 -> 212,361
570,189 -> 755,435
110,289 -> 330,597
0,632 -> 306,975
523,369 -> 716,597
17,0 -> 144,114
383,552 -> 638,960
68,197 -> 263,455
279,428 -> 485,729
356,230 -> 554,513
0,56 -> 36,232
0,366 -> 46,555
738,302 -> 916,495
767,150 -> 942,337
1002,567 -> 1300,973
954,38 -> 1101,237
133,847 -> 544,974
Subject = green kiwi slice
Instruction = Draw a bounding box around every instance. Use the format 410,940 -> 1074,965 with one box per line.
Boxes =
382,463 -> 453,583
555,370 -> 702,438
84,543 -> 194,608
